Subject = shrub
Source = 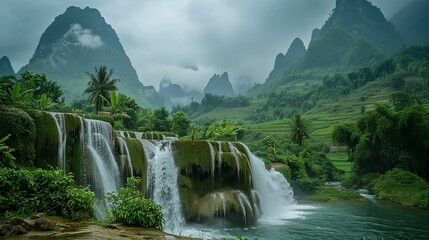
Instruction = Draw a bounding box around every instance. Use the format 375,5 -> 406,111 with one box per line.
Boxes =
0,168 -> 95,220
296,178 -> 321,193
0,106 -> 36,167
104,177 -> 164,229
63,187 -> 96,221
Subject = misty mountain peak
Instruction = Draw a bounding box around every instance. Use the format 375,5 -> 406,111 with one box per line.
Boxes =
0,56 -> 15,76
19,6 -> 163,107
312,0 -> 402,52
203,72 -> 235,97
271,37 -> 306,76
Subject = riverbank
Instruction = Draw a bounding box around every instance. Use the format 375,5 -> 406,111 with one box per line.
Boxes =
1,215 -> 195,240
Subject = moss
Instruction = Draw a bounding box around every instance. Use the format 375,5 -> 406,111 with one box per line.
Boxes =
185,189 -> 258,227
276,165 -> 292,181
78,113 -> 114,125
172,140 -> 212,173
173,140 -> 256,225
0,106 -> 36,167
123,138 -> 147,194
26,110 -> 59,168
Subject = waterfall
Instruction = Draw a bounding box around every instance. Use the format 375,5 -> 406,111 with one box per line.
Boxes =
84,120 -> 121,195
240,144 -> 295,220
206,141 -> 215,179
228,142 -> 241,178
138,138 -> 157,197
117,137 -> 134,177
146,141 -> 184,233
49,112 -> 67,170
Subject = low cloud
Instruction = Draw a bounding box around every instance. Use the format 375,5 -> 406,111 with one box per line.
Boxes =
180,62 -> 199,71
64,24 -> 103,49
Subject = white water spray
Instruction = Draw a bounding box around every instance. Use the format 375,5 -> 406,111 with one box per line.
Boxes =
147,141 -> 185,233
240,144 -> 295,220
49,112 -> 67,170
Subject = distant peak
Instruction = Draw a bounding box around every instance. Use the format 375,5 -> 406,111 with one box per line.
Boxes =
0,56 -> 15,76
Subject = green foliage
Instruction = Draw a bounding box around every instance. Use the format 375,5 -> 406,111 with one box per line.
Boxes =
171,111 -> 191,137
290,114 -> 310,146
332,123 -> 359,152
104,177 -> 164,229
296,178 -> 321,193
151,107 -> 171,131
390,92 -> 420,111
0,134 -> 16,168
204,122 -> 243,141
372,169 -> 429,209
63,187 -> 96,221
0,106 -> 36,167
0,168 -> 95,220
20,71 -> 64,103
350,105 -> 429,180
84,66 -> 119,113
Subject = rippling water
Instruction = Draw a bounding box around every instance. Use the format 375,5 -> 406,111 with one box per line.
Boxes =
185,200 -> 429,239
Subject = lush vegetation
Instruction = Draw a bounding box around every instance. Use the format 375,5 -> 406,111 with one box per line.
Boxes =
104,177 -> 164,229
84,65 -> 119,114
372,169 -> 429,209
0,168 -> 95,221
333,104 -> 429,181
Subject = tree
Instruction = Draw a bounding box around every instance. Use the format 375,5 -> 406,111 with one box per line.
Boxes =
332,123 -> 359,153
151,107 -> 171,132
171,111 -> 190,137
20,71 -> 63,103
289,114 -> 310,146
84,66 -> 119,114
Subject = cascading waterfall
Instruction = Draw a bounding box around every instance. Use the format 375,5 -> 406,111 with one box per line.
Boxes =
207,141 -> 216,179
240,143 -> 295,220
146,141 -> 184,233
85,120 -> 121,189
49,112 -> 67,170
228,142 -> 241,178
117,136 -> 134,177
84,119 -> 121,219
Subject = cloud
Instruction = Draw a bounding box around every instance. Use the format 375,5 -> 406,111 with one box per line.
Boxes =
180,62 -> 199,71
64,24 -> 103,49
0,0 -> 411,92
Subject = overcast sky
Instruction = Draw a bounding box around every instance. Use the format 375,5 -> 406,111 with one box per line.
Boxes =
0,0 -> 410,92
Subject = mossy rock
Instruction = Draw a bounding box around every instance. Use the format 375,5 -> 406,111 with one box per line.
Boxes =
172,140 -> 256,226
0,106 -> 36,167
184,188 -> 259,227
123,138 -> 147,194
26,110 -> 59,168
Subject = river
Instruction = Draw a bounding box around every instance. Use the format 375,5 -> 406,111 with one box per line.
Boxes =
185,200 -> 429,239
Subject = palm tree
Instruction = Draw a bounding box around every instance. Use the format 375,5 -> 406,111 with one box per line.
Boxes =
84,66 -> 119,113
290,114 -> 310,146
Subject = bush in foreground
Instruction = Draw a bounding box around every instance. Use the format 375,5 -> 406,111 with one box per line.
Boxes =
372,168 -> 429,209
0,168 -> 95,220
104,177 -> 164,229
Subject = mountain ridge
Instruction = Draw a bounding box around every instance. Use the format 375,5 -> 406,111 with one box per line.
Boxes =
19,6 -> 163,107
0,56 -> 15,77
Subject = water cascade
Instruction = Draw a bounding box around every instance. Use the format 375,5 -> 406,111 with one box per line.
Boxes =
43,115 -> 295,229
240,143 -> 295,220
117,136 -> 134,177
148,141 -> 185,232
49,112 -> 67,170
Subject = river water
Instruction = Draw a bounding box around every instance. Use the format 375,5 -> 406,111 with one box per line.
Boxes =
186,200 -> 429,240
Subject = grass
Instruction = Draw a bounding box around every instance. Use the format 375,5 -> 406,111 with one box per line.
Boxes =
326,153 -> 352,179
302,187 -> 363,202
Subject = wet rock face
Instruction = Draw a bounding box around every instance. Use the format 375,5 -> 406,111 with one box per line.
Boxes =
172,140 -> 260,226
0,217 -> 31,236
